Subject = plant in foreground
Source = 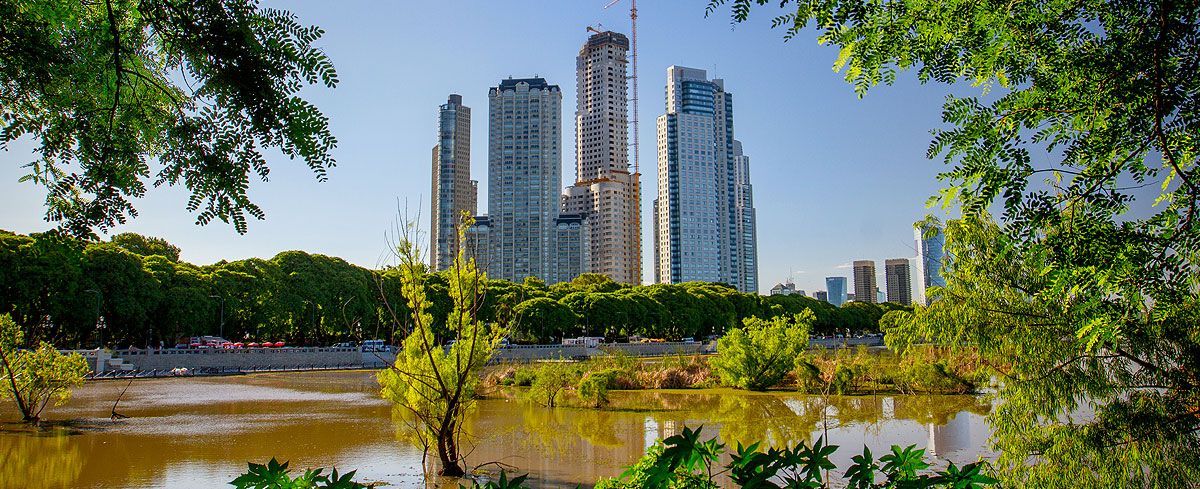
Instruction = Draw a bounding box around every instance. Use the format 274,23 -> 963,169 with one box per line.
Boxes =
229,458 -> 367,489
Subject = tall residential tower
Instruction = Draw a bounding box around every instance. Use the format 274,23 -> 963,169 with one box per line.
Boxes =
563,31 -> 642,284
654,66 -> 758,292
486,77 -> 564,282
430,94 -> 476,270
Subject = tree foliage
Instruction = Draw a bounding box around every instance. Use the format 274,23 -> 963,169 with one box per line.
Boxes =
0,314 -> 88,424
1,0 -> 337,237
711,0 -> 1200,484
711,312 -> 812,391
376,218 -> 503,477
0,229 -> 895,348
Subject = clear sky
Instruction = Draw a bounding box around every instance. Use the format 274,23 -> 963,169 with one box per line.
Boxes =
0,0 -> 965,294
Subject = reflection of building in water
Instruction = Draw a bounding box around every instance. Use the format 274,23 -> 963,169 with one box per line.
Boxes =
927,412 -> 972,459
644,416 -> 659,449
881,397 -> 895,420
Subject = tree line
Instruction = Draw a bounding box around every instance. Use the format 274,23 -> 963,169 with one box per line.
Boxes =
0,229 -> 906,348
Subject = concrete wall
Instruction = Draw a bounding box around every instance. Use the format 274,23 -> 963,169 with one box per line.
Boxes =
493,345 -> 588,362
111,347 -> 363,371
601,342 -> 711,357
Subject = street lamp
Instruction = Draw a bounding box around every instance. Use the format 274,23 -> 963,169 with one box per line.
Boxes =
303,300 -> 318,344
209,295 -> 225,339
84,289 -> 102,348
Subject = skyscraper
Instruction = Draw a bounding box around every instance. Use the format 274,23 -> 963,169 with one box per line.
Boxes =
732,140 -> 759,293
654,66 -> 757,291
914,222 -> 947,305
562,31 -> 642,285
814,291 -> 828,302
487,77 -> 563,282
853,260 -> 878,304
825,276 -> 848,306
885,258 -> 913,305
430,94 -> 476,270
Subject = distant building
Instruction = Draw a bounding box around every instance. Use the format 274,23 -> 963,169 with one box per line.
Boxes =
877,288 -> 885,303
853,260 -> 878,303
769,282 -> 798,296
847,293 -> 856,302
814,291 -> 828,302
914,222 -> 947,305
430,94 -> 476,271
654,66 -> 757,292
885,258 -> 913,305
825,277 -> 848,306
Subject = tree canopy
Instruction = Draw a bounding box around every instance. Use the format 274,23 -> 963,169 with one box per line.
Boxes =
710,0 -> 1200,484
1,0 -> 337,237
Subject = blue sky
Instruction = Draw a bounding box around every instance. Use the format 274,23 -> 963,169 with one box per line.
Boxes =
0,0 -> 967,294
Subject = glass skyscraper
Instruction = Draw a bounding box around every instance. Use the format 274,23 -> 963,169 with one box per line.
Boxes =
914,223 -> 947,305
825,276 -> 848,306
654,66 -> 758,292
429,94 -> 476,271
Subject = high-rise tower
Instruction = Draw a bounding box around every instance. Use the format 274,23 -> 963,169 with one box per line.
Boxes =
563,31 -> 642,285
732,140 -> 758,293
654,66 -> 757,291
885,258 -> 913,305
430,94 -> 475,270
825,276 -> 848,306
914,222 -> 947,305
853,260 -> 878,304
487,78 -> 563,282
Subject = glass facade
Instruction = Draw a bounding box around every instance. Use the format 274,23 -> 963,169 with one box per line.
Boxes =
825,277 -> 848,306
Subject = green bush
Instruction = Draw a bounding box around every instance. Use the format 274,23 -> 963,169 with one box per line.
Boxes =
711,312 -> 812,391
578,369 -> 616,408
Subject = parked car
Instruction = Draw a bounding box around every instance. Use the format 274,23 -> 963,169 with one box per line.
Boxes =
362,339 -> 389,352
332,342 -> 356,348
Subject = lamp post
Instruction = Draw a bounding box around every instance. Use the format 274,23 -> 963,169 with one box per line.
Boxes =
209,295 -> 225,339
340,297 -> 354,340
303,300 -> 317,345
85,289 -> 102,348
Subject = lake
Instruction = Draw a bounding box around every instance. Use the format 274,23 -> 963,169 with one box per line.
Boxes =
0,370 -> 995,488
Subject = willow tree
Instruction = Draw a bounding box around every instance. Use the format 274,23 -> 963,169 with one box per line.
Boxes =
377,216 -> 503,477
710,0 -> 1200,485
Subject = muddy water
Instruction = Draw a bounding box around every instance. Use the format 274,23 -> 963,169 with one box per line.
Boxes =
0,371 -> 994,488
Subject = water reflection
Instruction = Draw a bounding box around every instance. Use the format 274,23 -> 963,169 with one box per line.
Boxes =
1,371 -> 994,488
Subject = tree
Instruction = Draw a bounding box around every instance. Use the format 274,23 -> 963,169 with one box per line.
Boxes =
711,312 -> 812,391
713,0 -> 1200,484
1,0 -> 337,237
376,217 -> 504,477
0,314 -> 89,425
511,297 -> 575,344
109,233 -> 180,261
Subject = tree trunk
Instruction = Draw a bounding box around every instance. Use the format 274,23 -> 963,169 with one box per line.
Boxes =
435,421 -> 464,476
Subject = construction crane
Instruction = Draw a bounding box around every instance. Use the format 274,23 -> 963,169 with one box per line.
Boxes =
604,0 -> 639,176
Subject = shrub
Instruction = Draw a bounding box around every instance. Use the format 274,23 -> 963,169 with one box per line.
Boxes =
711,312 -> 812,391
578,370 -> 616,408
528,362 -> 577,407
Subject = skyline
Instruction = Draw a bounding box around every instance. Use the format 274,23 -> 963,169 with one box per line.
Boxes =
0,1 -> 956,294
